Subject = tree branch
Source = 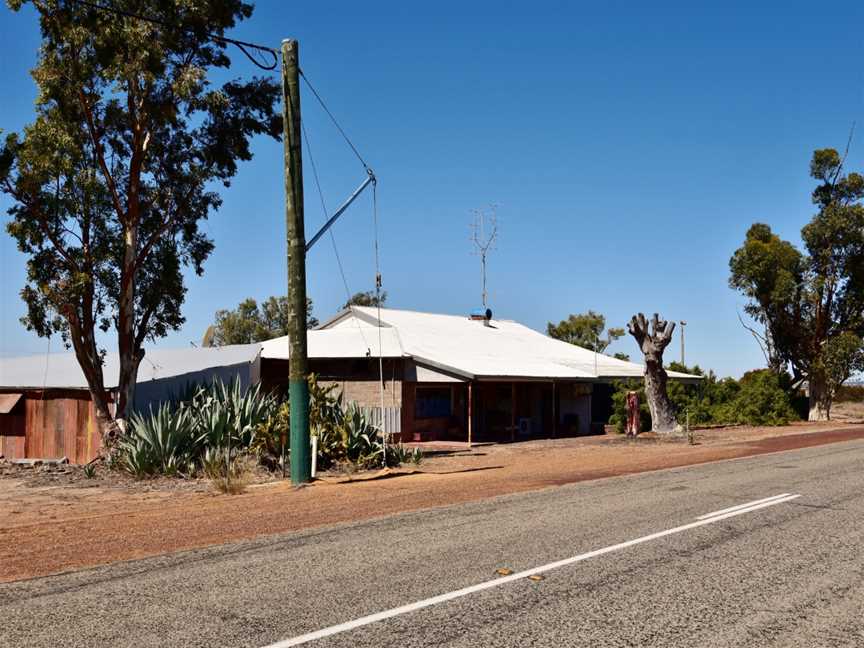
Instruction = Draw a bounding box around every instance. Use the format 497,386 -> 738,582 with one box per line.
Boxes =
134,181 -> 197,270
2,178 -> 81,272
736,309 -> 773,368
77,89 -> 126,222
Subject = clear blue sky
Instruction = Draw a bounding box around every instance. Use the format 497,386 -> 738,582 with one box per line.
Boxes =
1,1 -> 863,377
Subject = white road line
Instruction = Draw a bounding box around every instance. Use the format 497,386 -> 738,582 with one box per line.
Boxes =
262,493 -> 801,647
696,493 -> 792,520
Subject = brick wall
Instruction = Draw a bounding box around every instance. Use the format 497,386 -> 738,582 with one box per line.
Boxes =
261,357 -> 403,410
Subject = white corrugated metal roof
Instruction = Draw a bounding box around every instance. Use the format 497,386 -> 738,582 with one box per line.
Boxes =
260,327 -> 404,360
0,344 -> 261,390
311,307 -> 700,382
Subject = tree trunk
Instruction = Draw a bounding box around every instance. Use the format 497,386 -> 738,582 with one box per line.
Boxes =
66,311 -> 120,447
116,348 -> 144,426
627,313 -> 679,434
808,372 -> 830,421
116,225 -> 139,426
644,359 -> 676,432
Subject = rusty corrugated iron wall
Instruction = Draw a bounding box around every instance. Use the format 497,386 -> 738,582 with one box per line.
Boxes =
0,390 -> 106,464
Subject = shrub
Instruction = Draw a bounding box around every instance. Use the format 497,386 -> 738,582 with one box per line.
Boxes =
607,365 -> 798,431
385,444 -> 423,467
190,380 -> 276,450
120,403 -> 197,477
204,453 -> 253,495
342,402 -> 383,467
252,401 -> 291,472
117,378 -> 277,478
116,375 -> 417,478
309,377 -> 347,470
713,369 -> 798,426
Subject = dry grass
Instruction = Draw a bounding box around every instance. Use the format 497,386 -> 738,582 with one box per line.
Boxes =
205,455 -> 254,495
833,399 -> 864,422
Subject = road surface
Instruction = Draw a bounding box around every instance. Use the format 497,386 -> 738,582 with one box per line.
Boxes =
2,439 -> 863,647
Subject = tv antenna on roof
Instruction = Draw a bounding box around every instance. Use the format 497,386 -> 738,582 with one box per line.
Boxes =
470,204 -> 499,309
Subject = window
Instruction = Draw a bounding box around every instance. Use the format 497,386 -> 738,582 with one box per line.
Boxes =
415,387 -> 451,419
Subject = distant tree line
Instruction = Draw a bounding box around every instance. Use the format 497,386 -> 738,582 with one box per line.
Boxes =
207,291 -> 388,345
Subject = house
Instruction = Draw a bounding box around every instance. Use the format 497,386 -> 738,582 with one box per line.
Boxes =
0,344 -> 261,463
0,307 -> 698,463
261,307 -> 699,443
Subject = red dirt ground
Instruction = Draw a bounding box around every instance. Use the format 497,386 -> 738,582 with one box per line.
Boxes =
1,421 -> 863,584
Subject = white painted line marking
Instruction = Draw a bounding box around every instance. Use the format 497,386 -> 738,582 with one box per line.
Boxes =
696,493 -> 792,520
263,493 -> 801,647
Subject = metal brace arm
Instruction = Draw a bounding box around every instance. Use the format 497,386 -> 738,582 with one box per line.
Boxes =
305,169 -> 376,252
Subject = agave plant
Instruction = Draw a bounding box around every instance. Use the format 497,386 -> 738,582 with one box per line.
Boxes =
385,444 -> 423,467
342,402 -> 383,467
120,403 -> 197,477
308,375 -> 346,469
189,379 -> 278,450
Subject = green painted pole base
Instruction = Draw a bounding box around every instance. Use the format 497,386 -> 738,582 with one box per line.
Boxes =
289,378 -> 311,484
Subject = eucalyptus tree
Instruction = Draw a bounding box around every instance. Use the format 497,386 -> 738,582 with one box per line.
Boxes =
0,0 -> 280,441
729,148 -> 864,420
209,296 -> 318,346
341,290 -> 387,310
547,310 -> 624,353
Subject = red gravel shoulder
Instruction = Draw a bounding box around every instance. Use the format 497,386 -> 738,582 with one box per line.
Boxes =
1,420 -> 863,584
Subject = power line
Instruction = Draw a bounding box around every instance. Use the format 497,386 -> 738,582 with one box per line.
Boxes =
69,0 -> 278,70
300,119 -> 373,354
299,69 -> 370,171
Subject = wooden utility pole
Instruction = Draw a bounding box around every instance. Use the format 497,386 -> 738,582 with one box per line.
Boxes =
281,39 -> 311,485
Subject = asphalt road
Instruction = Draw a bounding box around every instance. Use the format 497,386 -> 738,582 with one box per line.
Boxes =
2,440 -> 863,648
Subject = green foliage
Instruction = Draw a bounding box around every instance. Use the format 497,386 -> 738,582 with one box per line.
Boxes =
82,463 -> 97,479
191,380 -> 276,449
729,224 -> 806,372
385,444 -> 423,467
547,311 -> 624,353
729,148 -> 864,416
820,332 -> 864,413
307,376 -> 416,471
116,374 -> 416,478
713,370 -> 798,426
308,377 -> 346,469
116,378 -> 275,478
120,403 -> 197,477
211,296 -> 318,345
2,1 -> 281,429
342,290 -> 387,310
252,401 -> 291,471
342,402 -> 384,467
608,365 -> 798,430
666,363 -> 742,426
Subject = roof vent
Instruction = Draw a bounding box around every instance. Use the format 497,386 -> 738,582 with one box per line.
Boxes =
469,308 -> 493,326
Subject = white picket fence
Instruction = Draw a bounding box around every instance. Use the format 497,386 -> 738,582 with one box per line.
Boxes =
363,406 -> 402,435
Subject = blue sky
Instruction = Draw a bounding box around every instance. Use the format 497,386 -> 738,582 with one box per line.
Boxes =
1,0 -> 863,377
